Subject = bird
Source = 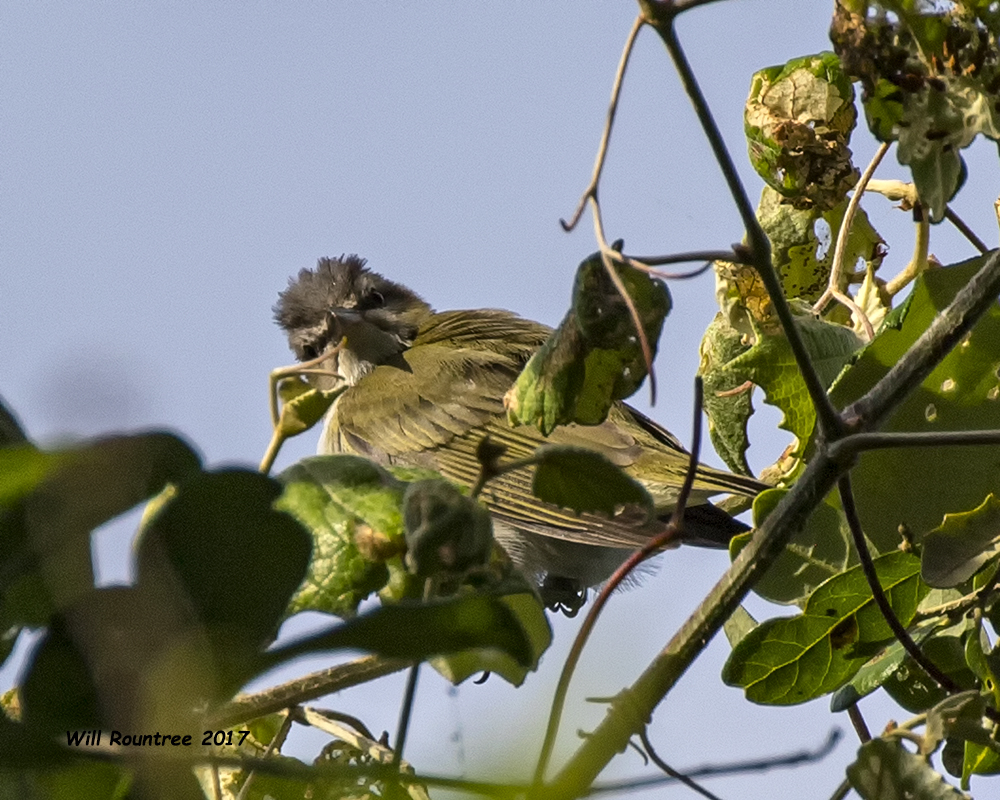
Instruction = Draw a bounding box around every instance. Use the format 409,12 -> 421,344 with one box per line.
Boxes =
274,255 -> 766,613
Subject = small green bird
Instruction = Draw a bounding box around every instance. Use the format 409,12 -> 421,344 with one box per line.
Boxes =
275,255 -> 765,611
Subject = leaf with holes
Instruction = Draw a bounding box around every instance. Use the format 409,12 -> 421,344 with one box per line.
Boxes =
722,551 -> 928,704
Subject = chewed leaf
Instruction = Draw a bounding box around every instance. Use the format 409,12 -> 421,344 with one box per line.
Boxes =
745,52 -> 857,210
506,250 -> 670,434
722,552 -> 927,704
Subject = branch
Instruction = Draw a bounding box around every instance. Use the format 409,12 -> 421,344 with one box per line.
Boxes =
838,474 -> 957,691
885,201 -> 930,298
944,207 -> 990,254
624,249 -> 745,267
637,3 -> 844,441
207,655 -> 409,729
589,729 -> 841,794
813,141 -> 890,340
639,728 -> 723,800
831,429 -> 1000,459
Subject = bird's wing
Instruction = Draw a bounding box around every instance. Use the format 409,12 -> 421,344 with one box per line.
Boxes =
331,310 -> 763,548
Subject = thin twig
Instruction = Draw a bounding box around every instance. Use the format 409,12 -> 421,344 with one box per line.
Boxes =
208,655 -> 409,729
639,728 -> 724,800
831,429 -> 1000,460
838,473 -> 958,692
642,261 -> 714,280
589,730 -> 842,795
624,249 -> 746,267
561,16 -> 645,232
531,377 -> 705,790
268,341 -> 345,427
393,665 -> 421,767
847,705 -> 871,743
945,206 -> 990,254
259,431 -> 283,475
235,711 -> 293,800
814,141 -> 890,339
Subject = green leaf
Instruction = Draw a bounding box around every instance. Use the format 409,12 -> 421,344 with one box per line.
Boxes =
882,624 -> 979,714
698,313 -> 754,475
847,738 -> 968,800
0,713 -> 86,769
261,593 -> 540,676
715,189 -> 885,337
136,469 -> 312,674
724,306 -> 863,458
430,590 -> 552,686
722,552 -> 928,704
275,377 -> 343,438
506,250 -> 671,434
828,255 -> 1000,554
0,397 -> 28,447
830,616 -> 943,712
922,494 -> 1000,588
1,433 -> 202,631
531,446 -> 654,518
745,52 -> 858,210
925,690 -> 995,753
277,455 -> 405,617
722,605 -> 758,648
734,488 -> 853,605
0,446 -> 62,507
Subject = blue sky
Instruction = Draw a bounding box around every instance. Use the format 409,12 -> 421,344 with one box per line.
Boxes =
3,2 -> 998,797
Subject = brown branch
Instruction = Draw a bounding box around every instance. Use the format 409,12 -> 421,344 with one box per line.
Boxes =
814,141 -> 890,340
639,729 -> 723,800
207,655 -> 409,729
589,730 -> 842,794
945,207 -> 990,254
831,429 -> 1000,459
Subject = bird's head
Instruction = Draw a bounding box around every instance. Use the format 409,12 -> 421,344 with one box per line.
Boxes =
274,255 -> 433,385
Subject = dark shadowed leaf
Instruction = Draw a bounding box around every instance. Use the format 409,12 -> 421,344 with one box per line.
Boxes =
922,494 -> 1000,588
260,593 -> 538,678
137,469 -> 312,671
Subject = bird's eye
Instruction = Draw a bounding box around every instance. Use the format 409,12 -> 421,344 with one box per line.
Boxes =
369,290 -> 386,307
301,343 -> 318,361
